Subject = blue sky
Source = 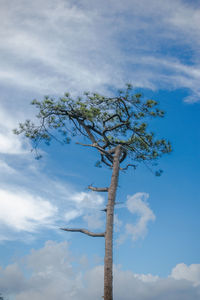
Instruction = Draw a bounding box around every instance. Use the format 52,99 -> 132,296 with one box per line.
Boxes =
0,0 -> 200,299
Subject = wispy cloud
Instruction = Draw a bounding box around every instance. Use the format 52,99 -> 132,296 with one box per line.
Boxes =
0,0 -> 200,101
0,151 -> 105,240
0,160 -> 16,174
0,188 -> 57,233
0,104 -> 28,155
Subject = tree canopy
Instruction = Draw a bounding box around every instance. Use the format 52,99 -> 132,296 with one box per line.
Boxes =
14,84 -> 171,173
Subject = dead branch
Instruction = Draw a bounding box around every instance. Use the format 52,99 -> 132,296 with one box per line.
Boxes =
60,228 -> 105,237
88,186 -> 109,192
76,142 -> 95,147
101,208 -> 107,212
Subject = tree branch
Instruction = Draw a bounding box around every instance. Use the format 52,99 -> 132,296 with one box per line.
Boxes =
88,185 -> 109,192
76,142 -> 114,161
120,164 -> 137,171
101,154 -> 113,167
79,121 -> 97,144
103,113 -> 124,126
102,121 -> 129,137
119,149 -> 127,163
101,208 -> 107,212
76,142 -> 94,147
60,228 -> 105,237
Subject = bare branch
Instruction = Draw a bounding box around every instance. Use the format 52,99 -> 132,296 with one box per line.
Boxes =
76,142 -> 94,147
60,228 -> 105,237
88,185 -> 109,192
120,164 -> 137,171
101,208 -> 107,212
76,142 -> 114,162
79,121 -> 97,144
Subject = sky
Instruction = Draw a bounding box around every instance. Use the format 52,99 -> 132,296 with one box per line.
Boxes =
0,0 -> 200,299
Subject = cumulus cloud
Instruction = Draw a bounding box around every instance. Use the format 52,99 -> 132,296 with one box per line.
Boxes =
126,193 -> 156,241
117,193 -> 155,244
171,263 -> 200,286
0,241 -> 200,300
0,241 -> 81,299
0,0 -> 200,101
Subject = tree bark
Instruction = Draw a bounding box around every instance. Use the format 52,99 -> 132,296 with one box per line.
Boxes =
104,145 -> 121,300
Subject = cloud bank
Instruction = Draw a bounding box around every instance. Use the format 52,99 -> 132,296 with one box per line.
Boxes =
0,240 -> 199,300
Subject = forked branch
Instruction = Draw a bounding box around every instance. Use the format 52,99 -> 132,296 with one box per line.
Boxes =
60,228 -> 105,237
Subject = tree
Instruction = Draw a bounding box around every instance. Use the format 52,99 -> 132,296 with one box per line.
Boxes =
14,84 -> 171,300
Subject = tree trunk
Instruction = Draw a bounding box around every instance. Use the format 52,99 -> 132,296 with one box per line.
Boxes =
104,145 -> 121,300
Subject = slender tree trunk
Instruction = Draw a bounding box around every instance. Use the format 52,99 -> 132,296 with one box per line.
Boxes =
104,145 -> 121,300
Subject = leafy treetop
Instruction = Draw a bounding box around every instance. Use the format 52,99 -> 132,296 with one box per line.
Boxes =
14,84 -> 172,172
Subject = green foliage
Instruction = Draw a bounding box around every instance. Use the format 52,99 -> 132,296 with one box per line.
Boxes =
95,160 -> 102,168
14,84 -> 172,171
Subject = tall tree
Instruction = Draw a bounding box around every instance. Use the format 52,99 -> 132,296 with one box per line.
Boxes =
14,84 -> 171,300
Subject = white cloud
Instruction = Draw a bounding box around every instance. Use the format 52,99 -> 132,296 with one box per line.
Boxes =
68,192 -> 104,209
0,132 -> 25,155
63,191 -> 105,229
0,160 -> 16,174
0,0 -> 200,101
0,263 -> 26,294
0,241 -> 200,300
0,104 -> 28,155
64,210 -> 82,222
126,193 -> 156,240
117,193 -> 155,244
0,151 -> 105,240
0,188 -> 57,233
171,263 -> 200,286
114,214 -> 123,233
133,272 -> 159,282
83,212 -> 104,230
